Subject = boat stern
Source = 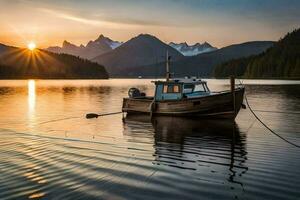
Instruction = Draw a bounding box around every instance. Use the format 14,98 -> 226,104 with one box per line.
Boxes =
122,97 -> 153,114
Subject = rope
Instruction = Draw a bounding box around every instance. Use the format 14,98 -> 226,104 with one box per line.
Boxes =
38,116 -> 81,125
86,111 -> 123,119
96,111 -> 123,117
149,99 -> 156,118
239,80 -> 300,148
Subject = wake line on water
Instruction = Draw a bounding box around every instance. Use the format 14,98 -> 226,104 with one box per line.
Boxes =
252,109 -> 300,115
0,128 -> 120,147
0,128 -> 154,155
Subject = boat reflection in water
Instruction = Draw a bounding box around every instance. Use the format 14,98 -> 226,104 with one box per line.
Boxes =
124,114 -> 248,192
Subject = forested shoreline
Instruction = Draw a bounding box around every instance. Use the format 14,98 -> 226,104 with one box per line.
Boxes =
214,29 -> 300,79
0,47 -> 109,79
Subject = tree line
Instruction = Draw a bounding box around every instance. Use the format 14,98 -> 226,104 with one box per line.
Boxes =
214,29 -> 300,79
0,48 -> 109,79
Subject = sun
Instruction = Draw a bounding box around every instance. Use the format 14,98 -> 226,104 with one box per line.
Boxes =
27,42 -> 36,51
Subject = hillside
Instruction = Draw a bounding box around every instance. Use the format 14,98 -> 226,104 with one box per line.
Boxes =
92,34 -> 184,76
116,41 -> 274,77
0,44 -> 109,79
214,29 -> 300,79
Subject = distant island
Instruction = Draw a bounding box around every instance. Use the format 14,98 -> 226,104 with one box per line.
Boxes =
0,44 -> 108,79
214,28 -> 300,79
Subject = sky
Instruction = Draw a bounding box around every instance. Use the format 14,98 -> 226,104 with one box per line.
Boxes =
0,0 -> 299,48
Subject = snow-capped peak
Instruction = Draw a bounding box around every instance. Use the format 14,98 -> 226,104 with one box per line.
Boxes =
169,41 -> 217,56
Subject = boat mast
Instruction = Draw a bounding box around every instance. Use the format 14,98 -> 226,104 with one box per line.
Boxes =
166,51 -> 170,81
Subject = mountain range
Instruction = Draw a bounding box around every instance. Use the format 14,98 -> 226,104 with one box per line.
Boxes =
47,34 -> 122,60
92,34 -> 184,76
47,33 -> 273,77
0,43 -> 108,79
112,41 -> 274,77
169,42 -> 217,56
2,31 -> 290,79
47,35 -> 216,59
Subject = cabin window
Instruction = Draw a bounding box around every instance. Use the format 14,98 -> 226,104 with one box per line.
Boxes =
173,85 -> 180,93
163,85 -> 180,93
194,84 -> 206,92
183,84 -> 194,93
163,85 -> 168,93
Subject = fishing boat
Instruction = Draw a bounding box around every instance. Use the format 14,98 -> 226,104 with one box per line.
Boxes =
122,53 -> 245,119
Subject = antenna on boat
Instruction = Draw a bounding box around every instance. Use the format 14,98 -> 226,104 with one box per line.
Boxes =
166,51 -> 171,81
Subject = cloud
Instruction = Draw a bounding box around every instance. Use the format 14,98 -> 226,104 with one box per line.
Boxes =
39,8 -> 116,27
38,8 -> 171,28
95,15 -> 171,27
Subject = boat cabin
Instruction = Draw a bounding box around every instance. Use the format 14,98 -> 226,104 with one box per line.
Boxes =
154,78 -> 210,101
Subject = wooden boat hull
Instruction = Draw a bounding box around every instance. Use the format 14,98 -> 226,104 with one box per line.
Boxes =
122,87 -> 245,119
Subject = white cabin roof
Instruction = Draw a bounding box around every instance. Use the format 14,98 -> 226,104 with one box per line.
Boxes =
153,77 -> 206,85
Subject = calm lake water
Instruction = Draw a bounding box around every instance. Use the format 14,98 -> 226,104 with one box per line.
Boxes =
0,79 -> 299,200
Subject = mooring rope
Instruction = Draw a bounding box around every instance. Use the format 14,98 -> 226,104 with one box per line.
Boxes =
38,116 -> 81,125
239,80 -> 300,148
86,111 -> 123,119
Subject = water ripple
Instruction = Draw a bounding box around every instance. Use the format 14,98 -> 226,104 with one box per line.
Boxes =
0,80 -> 299,200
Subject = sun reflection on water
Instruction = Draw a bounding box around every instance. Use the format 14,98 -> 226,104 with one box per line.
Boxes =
28,80 -> 36,111
28,80 -> 36,126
